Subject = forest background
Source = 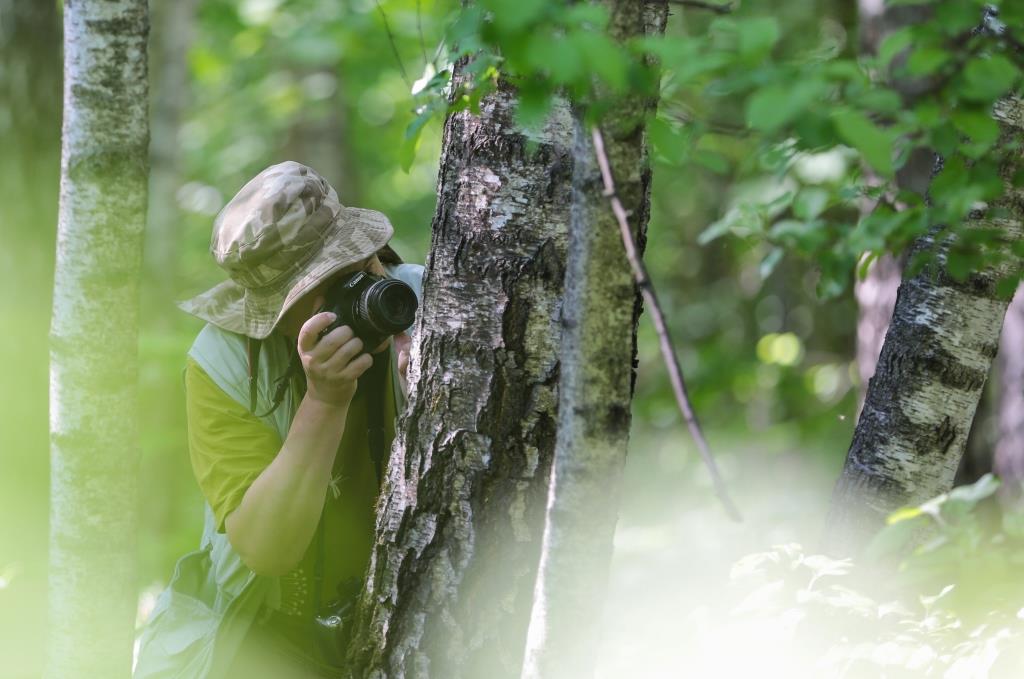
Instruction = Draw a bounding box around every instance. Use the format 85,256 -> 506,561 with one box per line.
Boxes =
4,0 -> 1023,677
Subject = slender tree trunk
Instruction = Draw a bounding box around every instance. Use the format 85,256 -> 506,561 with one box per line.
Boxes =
521,2 -> 667,677
146,0 -> 196,297
0,2 -> 61,676
344,58 -> 574,678
46,3 -> 149,679
996,290 -> 1024,503
0,0 -> 62,278
284,69 -> 356,197
826,99 -> 1024,553
853,0 -> 930,406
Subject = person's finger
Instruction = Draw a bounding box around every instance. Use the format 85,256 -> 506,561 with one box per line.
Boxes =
339,352 -> 373,380
308,325 -> 355,362
298,312 -> 337,353
321,336 -> 365,372
398,349 -> 409,377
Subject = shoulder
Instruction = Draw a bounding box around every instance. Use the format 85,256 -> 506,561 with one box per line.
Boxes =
188,324 -> 250,393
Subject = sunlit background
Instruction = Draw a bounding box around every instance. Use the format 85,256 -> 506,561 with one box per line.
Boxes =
3,1 -> 1010,677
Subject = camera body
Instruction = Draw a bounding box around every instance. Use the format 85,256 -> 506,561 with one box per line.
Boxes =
319,270 -> 418,350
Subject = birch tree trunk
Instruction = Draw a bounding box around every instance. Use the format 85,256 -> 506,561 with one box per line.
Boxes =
521,2 -> 667,677
46,3 -> 149,679
344,59 -> 574,678
853,0 -> 931,406
826,99 -> 1024,553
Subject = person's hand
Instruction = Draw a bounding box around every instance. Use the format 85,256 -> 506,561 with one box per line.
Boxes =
297,311 -> 372,407
394,332 -> 411,397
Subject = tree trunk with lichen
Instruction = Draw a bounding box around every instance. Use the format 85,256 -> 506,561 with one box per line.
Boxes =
46,2 -> 149,678
853,0 -> 932,408
343,58 -> 574,678
826,99 -> 1024,554
521,2 -> 667,678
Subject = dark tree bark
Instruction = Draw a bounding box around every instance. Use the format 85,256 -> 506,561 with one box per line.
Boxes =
47,2 -> 150,678
344,58 -> 575,679
521,2 -> 668,677
826,99 -> 1024,553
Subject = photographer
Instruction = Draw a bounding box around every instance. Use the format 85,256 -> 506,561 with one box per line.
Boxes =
134,161 -> 423,679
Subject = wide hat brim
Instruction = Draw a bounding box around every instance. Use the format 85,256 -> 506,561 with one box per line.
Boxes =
177,206 -> 394,339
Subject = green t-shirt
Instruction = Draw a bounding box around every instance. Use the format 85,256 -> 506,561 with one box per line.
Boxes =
184,350 -> 395,653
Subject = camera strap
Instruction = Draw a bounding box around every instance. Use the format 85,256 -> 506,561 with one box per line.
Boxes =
312,344 -> 391,620
246,336 -> 262,414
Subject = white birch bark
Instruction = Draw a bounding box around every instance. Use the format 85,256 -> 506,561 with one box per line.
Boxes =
521,2 -> 667,677
826,99 -> 1024,553
46,3 -> 149,678
344,57 -> 575,678
853,0 -> 932,405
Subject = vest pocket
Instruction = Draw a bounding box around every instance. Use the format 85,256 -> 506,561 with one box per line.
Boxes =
142,548 -> 220,656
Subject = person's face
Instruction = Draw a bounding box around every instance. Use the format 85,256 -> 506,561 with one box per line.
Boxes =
277,254 -> 391,353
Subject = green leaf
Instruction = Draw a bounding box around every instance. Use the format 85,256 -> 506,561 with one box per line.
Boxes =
571,32 -> 629,92
794,187 -> 830,220
962,55 -> 1018,103
906,47 -> 950,77
878,27 -> 913,67
479,0 -> 547,32
760,247 -> 783,279
952,109 -> 1000,158
948,473 -> 1000,505
648,116 -> 690,164
526,31 -> 583,84
399,106 -> 436,173
832,108 -> 896,176
865,514 -> 921,562
746,80 -> 823,133
693,149 -> 729,174
699,205 -> 761,245
737,17 -> 780,59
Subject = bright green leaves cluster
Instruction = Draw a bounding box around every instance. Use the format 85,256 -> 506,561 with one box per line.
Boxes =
409,0 -> 1023,297
656,0 -> 1024,298
421,0 -> 661,135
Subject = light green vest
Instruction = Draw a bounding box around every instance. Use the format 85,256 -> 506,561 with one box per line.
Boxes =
133,263 -> 422,678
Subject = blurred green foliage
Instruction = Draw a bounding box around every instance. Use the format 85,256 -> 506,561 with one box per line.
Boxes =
6,0 -> 1024,676
724,476 -> 1024,677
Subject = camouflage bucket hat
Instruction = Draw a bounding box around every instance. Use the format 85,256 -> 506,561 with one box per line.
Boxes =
178,161 -> 394,339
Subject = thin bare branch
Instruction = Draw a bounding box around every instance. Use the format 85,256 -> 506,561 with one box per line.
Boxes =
591,125 -> 743,522
664,0 -> 734,15
416,0 -> 430,69
375,0 -> 412,90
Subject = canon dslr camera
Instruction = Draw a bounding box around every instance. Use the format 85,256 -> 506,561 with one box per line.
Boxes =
319,271 -> 418,350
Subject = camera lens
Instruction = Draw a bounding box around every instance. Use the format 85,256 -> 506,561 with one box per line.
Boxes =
356,279 -> 418,334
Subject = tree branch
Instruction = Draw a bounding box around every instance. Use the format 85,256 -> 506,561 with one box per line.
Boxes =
663,0 -> 734,15
374,0 -> 412,90
591,125 -> 743,522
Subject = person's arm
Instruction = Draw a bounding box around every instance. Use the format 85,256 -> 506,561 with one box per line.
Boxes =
225,312 -> 373,576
